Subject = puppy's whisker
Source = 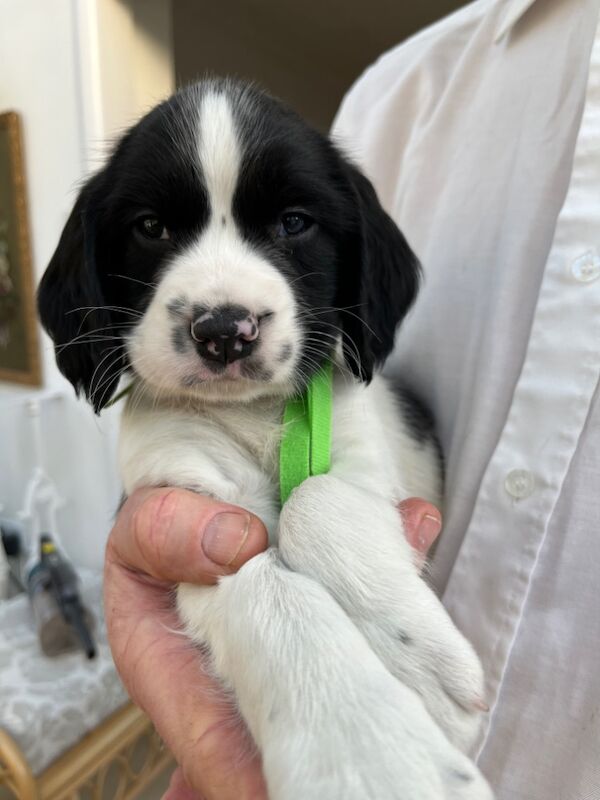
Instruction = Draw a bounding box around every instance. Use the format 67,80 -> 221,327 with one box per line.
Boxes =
297,303 -> 363,317
302,331 -> 341,346
300,318 -> 364,372
303,328 -> 364,380
89,348 -> 127,398
302,345 -> 354,388
298,305 -> 380,343
67,305 -> 143,340
298,317 -> 364,378
108,273 -> 158,291
66,304 -> 143,318
89,346 -> 127,406
55,328 -> 137,354
287,271 -> 326,288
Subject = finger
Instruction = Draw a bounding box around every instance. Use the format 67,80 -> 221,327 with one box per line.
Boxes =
104,545 -> 268,800
398,497 -> 442,556
162,766 -> 205,800
109,487 -> 269,586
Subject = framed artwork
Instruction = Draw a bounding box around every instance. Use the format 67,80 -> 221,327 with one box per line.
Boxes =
0,111 -> 40,385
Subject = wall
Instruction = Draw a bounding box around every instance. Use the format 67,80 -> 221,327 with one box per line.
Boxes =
0,0 -> 173,568
173,0 -> 469,131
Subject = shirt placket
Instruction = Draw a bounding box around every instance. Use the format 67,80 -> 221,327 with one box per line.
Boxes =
442,17 -> 600,756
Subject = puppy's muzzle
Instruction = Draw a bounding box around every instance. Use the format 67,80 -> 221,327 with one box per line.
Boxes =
191,304 -> 259,365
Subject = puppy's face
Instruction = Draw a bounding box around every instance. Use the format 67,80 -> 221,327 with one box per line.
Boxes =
39,80 -> 420,410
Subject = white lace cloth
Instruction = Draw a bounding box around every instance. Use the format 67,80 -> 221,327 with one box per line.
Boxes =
0,570 -> 128,775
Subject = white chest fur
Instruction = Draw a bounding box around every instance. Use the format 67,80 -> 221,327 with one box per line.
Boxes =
118,371 -> 442,540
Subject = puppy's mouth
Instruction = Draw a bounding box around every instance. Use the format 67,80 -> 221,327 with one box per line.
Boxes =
127,287 -> 300,402
128,299 -> 287,397
180,357 -> 274,389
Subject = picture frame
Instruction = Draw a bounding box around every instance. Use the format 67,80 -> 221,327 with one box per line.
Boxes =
0,111 -> 41,386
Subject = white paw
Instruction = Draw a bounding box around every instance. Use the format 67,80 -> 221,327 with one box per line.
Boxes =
358,576 -> 487,752
178,549 -> 493,799
277,476 -> 487,752
264,669 -> 493,800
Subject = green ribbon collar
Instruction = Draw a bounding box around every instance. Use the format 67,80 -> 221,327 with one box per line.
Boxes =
279,361 -> 333,506
105,362 -> 334,506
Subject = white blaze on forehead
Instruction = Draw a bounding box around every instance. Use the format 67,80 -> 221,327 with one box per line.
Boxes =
127,85 -> 301,402
198,91 -> 241,220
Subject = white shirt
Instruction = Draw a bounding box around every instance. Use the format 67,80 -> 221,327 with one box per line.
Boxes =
333,1 -> 600,798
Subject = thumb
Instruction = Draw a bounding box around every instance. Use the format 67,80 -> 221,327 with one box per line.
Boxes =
109,487 -> 269,586
162,766 -> 204,800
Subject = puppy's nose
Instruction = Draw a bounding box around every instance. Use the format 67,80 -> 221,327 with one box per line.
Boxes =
191,305 -> 259,364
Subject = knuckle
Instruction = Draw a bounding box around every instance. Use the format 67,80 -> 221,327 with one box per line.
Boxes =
132,489 -> 181,565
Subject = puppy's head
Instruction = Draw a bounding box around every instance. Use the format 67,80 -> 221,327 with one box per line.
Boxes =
38,79 -> 419,411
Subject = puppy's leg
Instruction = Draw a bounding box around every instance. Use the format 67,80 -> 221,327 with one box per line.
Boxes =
278,474 -> 486,753
178,551 -> 492,800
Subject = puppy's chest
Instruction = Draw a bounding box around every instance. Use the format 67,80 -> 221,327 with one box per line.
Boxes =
121,376 -> 429,534
203,399 -> 284,481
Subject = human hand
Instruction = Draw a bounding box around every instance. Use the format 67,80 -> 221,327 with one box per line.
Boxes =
399,497 -> 442,568
104,488 -> 269,800
104,489 -> 442,800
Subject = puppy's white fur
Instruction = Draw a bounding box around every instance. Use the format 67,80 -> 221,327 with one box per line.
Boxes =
120,374 -> 490,799
118,90 -> 493,799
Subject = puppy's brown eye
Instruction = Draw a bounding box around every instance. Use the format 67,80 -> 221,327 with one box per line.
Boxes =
136,216 -> 170,241
279,212 -> 313,237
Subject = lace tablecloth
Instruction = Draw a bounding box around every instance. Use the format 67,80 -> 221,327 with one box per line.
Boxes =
0,570 -> 128,775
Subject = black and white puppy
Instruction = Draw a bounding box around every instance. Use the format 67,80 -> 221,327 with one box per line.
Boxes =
39,79 -> 492,800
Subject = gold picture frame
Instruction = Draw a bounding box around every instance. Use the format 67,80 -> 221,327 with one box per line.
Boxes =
0,111 -> 40,386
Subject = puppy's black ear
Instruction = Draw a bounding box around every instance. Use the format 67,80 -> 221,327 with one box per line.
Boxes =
37,175 -> 124,412
338,165 -> 420,382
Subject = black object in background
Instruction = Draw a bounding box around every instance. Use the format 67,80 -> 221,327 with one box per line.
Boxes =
27,534 -> 96,659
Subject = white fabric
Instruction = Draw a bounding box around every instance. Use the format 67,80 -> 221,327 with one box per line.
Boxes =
333,1 -> 600,798
0,546 -> 9,602
0,571 -> 128,774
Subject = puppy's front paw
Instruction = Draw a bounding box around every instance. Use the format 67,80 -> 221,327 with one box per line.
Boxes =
360,579 -> 486,752
264,671 -> 492,800
277,478 -> 487,752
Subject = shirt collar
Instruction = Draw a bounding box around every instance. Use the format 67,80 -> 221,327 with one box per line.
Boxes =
494,0 -> 540,41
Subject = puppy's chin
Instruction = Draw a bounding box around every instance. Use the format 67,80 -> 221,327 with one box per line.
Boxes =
133,367 -> 297,406
182,376 -> 294,404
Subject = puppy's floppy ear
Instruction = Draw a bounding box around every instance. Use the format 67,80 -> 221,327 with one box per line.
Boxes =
338,164 -> 420,382
37,174 -> 124,412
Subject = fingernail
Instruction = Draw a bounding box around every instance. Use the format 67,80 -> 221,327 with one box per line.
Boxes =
474,698 -> 490,712
416,513 -> 442,552
202,512 -> 250,566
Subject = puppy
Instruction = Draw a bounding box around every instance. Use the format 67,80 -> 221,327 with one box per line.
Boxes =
39,79 -> 493,799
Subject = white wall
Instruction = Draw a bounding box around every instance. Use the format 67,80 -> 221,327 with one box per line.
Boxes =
0,0 -> 173,568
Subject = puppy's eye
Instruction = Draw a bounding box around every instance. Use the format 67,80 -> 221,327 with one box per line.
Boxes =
278,212 -> 313,237
135,216 -> 170,241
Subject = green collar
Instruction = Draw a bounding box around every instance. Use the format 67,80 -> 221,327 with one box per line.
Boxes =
106,362 -> 334,506
279,361 -> 333,506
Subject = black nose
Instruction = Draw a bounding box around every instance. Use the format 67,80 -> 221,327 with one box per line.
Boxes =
191,305 -> 259,364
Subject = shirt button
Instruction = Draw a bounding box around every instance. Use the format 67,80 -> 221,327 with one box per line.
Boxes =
571,250 -> 600,283
504,469 -> 535,499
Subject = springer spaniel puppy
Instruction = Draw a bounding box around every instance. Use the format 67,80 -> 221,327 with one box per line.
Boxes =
38,79 -> 492,799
